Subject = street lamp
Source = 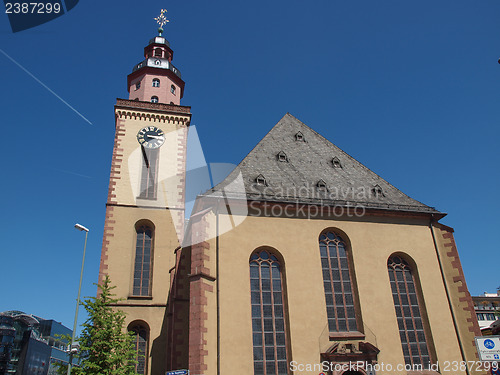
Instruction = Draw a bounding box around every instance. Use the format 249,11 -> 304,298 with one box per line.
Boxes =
67,223 -> 89,375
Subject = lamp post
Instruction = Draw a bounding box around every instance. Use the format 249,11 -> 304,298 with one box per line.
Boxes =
67,223 -> 89,375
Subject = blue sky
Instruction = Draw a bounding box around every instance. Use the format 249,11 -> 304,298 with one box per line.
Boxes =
0,0 -> 499,331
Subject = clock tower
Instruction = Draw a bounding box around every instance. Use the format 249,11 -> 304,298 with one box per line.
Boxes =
98,10 -> 191,374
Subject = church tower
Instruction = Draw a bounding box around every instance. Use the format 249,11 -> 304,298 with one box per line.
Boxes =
98,10 -> 191,375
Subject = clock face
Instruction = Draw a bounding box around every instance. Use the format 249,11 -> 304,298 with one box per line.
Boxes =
137,126 -> 165,149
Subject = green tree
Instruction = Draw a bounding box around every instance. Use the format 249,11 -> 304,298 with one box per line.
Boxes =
52,360 -> 73,375
73,276 -> 138,375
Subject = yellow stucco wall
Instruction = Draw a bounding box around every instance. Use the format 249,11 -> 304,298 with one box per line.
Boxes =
200,211 -> 470,375
103,205 -> 180,302
432,224 -> 484,375
113,107 -> 189,211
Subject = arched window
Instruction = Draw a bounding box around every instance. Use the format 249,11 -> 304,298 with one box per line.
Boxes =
129,323 -> 149,374
154,48 -> 162,57
170,85 -> 176,95
151,96 -> 159,103
133,224 -> 153,296
319,231 -> 358,332
250,250 -> 289,375
387,256 -> 431,367
152,78 -> 160,88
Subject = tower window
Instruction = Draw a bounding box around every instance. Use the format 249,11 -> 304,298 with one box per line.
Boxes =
129,323 -> 149,374
388,256 -> 432,367
319,231 -> 359,333
152,78 -> 160,88
139,148 -> 159,199
154,48 -> 162,57
135,81 -> 141,90
133,224 -> 154,296
151,96 -> 159,103
250,250 -> 290,375
171,85 -> 176,95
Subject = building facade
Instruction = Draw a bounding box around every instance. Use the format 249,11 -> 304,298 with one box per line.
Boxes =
0,311 -> 73,375
99,27 -> 483,375
472,291 -> 500,335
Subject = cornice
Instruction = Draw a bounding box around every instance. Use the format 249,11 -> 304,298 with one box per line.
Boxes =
116,98 -> 191,114
115,99 -> 191,125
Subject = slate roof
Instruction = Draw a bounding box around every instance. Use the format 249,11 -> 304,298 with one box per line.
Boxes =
204,113 -> 441,214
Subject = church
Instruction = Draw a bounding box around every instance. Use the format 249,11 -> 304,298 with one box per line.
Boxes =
98,15 -> 482,375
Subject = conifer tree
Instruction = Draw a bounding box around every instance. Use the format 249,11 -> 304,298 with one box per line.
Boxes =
73,276 -> 138,375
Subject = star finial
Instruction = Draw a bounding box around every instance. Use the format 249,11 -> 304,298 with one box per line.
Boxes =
154,9 -> 169,36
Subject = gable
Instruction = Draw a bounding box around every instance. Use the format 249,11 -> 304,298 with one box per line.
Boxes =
206,113 -> 440,215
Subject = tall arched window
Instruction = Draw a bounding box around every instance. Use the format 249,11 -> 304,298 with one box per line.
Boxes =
133,224 -> 153,296
387,256 -> 431,367
154,48 -> 162,57
129,323 -> 149,374
319,231 -> 358,332
152,78 -> 160,87
250,250 -> 289,375
170,85 -> 176,95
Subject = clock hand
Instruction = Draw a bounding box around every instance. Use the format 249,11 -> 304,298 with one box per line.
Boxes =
147,135 -> 164,140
